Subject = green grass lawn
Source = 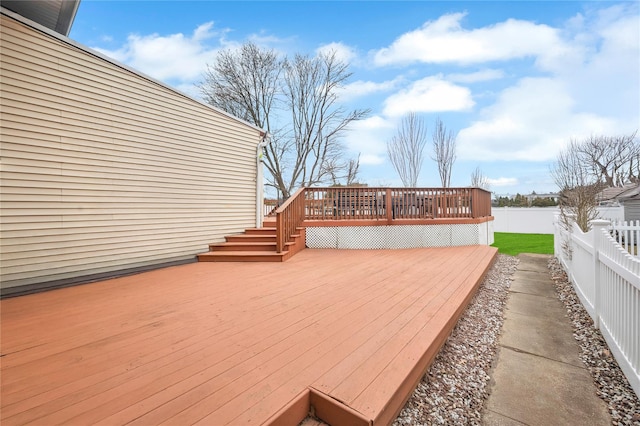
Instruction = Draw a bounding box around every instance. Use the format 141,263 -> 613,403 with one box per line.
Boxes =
491,232 -> 554,256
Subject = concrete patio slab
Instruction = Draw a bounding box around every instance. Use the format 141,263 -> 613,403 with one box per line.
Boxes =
501,311 -> 583,367
505,292 -> 568,318
486,347 -> 609,426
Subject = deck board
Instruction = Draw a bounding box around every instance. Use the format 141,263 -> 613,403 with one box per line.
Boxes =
1,246 -> 496,425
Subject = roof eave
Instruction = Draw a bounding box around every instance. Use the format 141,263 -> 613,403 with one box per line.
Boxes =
1,0 -> 81,36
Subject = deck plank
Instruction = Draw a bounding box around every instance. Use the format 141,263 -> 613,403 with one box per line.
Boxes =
1,246 -> 496,426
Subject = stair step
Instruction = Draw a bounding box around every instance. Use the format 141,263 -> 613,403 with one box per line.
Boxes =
198,225 -> 304,263
209,242 -> 277,252
226,234 -> 276,243
244,227 -> 277,236
197,251 -> 286,262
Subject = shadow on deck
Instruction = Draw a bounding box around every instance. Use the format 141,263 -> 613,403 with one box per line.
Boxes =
1,246 -> 497,425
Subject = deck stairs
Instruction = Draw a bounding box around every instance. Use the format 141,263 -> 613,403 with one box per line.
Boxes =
197,218 -> 306,262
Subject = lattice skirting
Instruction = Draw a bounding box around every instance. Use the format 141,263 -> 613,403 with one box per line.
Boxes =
306,223 -> 494,249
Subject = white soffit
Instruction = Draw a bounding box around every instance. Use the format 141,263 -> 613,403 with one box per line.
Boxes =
1,0 -> 80,36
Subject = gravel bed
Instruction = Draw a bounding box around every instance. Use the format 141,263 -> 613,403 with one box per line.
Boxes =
392,254 -> 518,426
548,257 -> 640,426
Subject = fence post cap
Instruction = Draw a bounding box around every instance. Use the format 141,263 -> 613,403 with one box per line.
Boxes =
590,219 -> 611,227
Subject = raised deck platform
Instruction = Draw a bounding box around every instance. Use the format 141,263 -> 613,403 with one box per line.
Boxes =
1,246 -> 497,425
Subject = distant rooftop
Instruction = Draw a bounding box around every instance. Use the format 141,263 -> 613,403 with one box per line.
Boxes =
598,182 -> 639,202
617,182 -> 640,201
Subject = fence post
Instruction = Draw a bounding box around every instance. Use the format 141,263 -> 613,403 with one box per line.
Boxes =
590,219 -> 611,329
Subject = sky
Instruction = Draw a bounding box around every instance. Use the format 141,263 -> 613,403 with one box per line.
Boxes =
69,1 -> 640,197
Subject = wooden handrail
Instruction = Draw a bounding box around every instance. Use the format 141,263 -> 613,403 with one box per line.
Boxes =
275,187 -> 306,253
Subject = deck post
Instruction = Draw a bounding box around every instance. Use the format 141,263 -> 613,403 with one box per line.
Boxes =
386,188 -> 393,224
276,211 -> 284,253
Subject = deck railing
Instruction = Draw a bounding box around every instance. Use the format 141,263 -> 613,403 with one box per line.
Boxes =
304,187 -> 492,221
273,186 -> 491,252
274,187 -> 306,253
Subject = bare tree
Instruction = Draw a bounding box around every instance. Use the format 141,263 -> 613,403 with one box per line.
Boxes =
470,166 -> 490,190
199,43 -> 368,198
328,154 -> 360,186
552,140 -> 603,233
283,52 -> 368,193
386,112 -> 428,187
345,156 -> 361,185
431,118 -> 457,187
200,43 -> 281,131
576,131 -> 639,187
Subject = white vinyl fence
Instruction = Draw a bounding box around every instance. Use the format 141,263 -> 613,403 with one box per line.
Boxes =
555,216 -> 640,397
610,220 -> 640,257
263,199 -> 279,217
492,206 -> 624,234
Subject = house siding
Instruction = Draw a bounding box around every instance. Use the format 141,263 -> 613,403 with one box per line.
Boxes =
0,13 -> 262,292
624,200 -> 640,221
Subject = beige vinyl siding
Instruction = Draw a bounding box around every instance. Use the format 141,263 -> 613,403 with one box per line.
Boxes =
624,201 -> 640,221
0,13 -> 263,290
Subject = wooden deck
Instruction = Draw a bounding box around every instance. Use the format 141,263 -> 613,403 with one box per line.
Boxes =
1,246 -> 497,426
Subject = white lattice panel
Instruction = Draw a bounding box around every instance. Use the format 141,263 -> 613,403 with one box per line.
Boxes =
306,222 -> 492,249
337,226 -> 386,249
306,227 -> 338,248
451,224 -> 479,245
386,225 -> 424,249
422,225 -> 451,247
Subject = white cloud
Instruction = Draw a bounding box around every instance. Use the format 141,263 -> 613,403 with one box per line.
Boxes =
343,115 -> 395,165
383,76 -> 474,116
446,69 -> 505,84
456,4 -> 639,163
374,12 -> 572,66
247,32 -> 291,48
488,177 -> 519,187
552,6 -> 640,120
316,42 -> 357,64
457,77 -> 618,162
339,77 -> 402,101
359,154 -> 385,166
93,22 -> 228,84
